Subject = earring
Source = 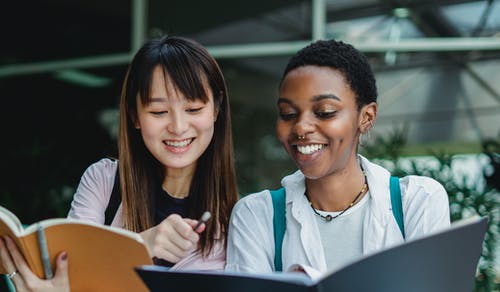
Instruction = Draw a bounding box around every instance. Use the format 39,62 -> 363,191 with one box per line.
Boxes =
359,121 -> 373,147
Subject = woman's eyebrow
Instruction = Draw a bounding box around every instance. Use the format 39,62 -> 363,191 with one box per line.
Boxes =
149,97 -> 168,103
277,97 -> 292,105
312,94 -> 340,102
277,94 -> 340,105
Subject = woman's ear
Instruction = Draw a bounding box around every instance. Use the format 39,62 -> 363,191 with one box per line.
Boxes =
213,107 -> 219,123
359,102 -> 378,133
213,91 -> 223,122
130,111 -> 140,129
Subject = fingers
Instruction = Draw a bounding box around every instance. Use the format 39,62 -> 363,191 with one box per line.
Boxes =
153,248 -> 182,263
4,235 -> 41,285
52,252 -> 70,291
151,230 -> 190,263
0,236 -> 15,275
185,218 -> 206,233
1,236 -> 70,292
159,215 -> 200,260
4,236 -> 32,277
0,236 -> 28,291
141,214 -> 202,263
169,215 -> 200,242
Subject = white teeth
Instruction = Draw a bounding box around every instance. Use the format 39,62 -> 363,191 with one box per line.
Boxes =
297,144 -> 324,155
165,139 -> 192,147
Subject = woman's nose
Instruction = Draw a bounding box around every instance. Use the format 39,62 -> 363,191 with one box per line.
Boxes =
167,112 -> 189,135
294,113 -> 315,136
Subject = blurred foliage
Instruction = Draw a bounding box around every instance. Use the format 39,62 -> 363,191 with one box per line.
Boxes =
231,98 -> 295,196
362,127 -> 500,292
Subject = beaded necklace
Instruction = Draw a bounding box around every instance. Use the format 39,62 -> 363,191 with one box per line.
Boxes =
304,169 -> 368,222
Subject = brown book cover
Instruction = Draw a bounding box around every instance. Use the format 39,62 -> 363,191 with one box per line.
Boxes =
0,205 -> 153,291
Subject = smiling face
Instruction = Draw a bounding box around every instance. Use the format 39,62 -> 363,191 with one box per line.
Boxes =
277,65 -> 374,180
135,66 -> 217,173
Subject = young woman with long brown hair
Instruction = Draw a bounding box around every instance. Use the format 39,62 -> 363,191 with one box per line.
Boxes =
1,35 -> 238,291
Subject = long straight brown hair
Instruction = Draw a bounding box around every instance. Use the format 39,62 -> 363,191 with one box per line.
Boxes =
118,35 -> 238,254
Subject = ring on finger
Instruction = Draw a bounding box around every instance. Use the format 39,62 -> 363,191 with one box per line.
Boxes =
7,270 -> 18,279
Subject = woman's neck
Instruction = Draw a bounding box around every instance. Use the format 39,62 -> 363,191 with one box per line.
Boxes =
162,167 -> 195,199
305,158 -> 366,212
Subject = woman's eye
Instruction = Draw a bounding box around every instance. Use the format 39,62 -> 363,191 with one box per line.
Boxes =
279,112 -> 297,121
316,111 -> 336,119
186,107 -> 203,113
151,111 -> 167,116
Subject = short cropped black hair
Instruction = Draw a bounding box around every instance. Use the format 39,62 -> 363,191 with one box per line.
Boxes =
280,39 -> 378,109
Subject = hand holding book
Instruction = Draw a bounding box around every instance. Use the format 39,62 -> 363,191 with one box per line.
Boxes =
0,235 -> 70,292
0,205 -> 152,291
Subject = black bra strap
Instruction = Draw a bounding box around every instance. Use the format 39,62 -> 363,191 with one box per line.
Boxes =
104,164 -> 122,226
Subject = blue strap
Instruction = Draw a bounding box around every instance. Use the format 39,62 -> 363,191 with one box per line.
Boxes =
270,177 -> 404,272
270,187 -> 286,272
390,176 -> 405,239
3,274 -> 16,292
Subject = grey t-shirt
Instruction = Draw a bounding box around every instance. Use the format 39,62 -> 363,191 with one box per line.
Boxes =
315,192 -> 370,272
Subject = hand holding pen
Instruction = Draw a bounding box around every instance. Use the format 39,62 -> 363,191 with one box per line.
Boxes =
193,211 -> 211,233
140,211 -> 212,263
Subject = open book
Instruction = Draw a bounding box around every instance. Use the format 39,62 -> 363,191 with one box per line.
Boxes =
0,205 -> 153,291
136,216 -> 488,292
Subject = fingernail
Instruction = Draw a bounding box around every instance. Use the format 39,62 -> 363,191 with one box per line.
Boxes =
61,251 -> 68,261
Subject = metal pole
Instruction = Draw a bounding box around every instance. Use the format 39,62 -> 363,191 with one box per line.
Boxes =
0,53 -> 131,78
311,0 -> 326,41
131,0 -> 148,52
1,38 -> 500,77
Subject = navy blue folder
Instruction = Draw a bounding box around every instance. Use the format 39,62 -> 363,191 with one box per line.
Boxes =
136,216 -> 487,292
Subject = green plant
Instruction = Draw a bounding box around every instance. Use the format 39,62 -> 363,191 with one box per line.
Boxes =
362,128 -> 500,291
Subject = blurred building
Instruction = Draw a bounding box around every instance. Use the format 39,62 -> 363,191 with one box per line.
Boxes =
0,0 -> 499,208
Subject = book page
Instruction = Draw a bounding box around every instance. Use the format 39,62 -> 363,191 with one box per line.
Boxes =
0,205 -> 23,235
0,205 -> 26,274
23,218 -> 144,243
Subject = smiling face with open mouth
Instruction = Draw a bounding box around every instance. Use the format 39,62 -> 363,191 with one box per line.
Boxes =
276,65 -> 364,180
135,66 -> 217,173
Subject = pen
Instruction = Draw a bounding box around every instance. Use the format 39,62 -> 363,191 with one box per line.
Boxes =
36,224 -> 53,279
193,211 -> 211,232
